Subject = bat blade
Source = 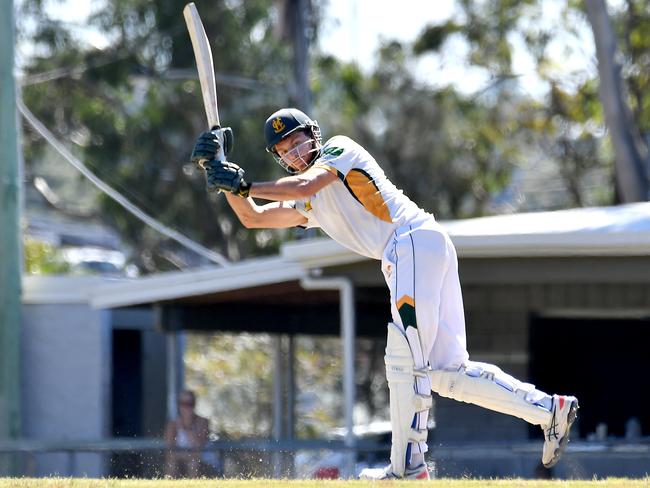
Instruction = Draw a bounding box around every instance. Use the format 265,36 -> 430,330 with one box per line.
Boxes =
183,2 -> 220,129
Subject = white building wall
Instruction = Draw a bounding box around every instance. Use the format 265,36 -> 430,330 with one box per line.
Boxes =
21,302 -> 111,476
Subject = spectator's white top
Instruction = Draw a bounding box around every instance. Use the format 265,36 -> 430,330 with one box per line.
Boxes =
291,136 -> 429,260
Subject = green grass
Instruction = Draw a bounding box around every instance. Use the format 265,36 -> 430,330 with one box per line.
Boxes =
0,479 -> 648,488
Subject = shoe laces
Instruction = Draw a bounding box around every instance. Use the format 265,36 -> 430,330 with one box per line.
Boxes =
545,407 -> 559,441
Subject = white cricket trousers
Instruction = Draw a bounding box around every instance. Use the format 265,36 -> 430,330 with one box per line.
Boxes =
380,218 -> 469,460
381,218 -> 470,370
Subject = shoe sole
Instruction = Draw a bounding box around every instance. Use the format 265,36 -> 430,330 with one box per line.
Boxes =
544,399 -> 579,468
359,465 -> 430,480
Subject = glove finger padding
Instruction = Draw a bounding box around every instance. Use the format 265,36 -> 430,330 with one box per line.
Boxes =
191,128 -> 234,167
191,131 -> 219,165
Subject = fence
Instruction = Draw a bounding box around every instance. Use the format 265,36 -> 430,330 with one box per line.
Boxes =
0,438 -> 649,479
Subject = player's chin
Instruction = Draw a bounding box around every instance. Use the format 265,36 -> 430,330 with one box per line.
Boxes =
289,162 -> 308,173
293,156 -> 317,173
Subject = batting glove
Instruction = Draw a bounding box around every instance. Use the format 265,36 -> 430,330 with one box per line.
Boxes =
191,127 -> 234,167
204,160 -> 251,197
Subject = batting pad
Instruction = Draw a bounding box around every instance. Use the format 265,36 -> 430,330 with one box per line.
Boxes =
428,361 -> 552,426
384,322 -> 432,476
405,325 -> 432,457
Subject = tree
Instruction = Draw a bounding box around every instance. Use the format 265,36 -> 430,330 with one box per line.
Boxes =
18,0 -> 318,272
408,0 -> 650,209
314,41 -> 529,218
19,0 -> 650,274
584,0 -> 649,202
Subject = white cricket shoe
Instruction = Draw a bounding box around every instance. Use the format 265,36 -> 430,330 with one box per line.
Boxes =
542,394 -> 579,468
359,463 -> 430,480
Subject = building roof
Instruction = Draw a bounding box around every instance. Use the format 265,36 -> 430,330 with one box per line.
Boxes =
22,202 -> 650,308
443,201 -> 650,257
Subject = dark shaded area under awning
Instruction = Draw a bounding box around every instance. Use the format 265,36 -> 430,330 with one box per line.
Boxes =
158,281 -> 392,337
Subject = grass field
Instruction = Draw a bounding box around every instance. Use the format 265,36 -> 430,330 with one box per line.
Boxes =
0,479 -> 648,488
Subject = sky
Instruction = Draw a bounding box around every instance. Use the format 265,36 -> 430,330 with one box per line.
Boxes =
319,0 -> 457,68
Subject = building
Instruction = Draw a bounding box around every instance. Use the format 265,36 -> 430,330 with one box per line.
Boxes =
19,202 -> 650,478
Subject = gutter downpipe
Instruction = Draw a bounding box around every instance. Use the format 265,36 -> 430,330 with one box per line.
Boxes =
300,275 -> 356,478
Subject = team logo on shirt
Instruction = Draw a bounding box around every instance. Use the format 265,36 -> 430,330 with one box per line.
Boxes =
304,200 -> 312,211
272,117 -> 286,133
322,146 -> 344,158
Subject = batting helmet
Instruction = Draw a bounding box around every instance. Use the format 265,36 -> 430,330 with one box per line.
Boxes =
264,108 -> 321,152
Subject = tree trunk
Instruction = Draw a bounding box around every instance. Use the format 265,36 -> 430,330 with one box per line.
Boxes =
585,0 -> 649,202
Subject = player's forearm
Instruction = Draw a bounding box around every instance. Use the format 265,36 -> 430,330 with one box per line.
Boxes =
247,175 -> 313,201
224,192 -> 263,228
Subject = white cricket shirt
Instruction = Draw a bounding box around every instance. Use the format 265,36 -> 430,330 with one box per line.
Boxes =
291,135 -> 431,259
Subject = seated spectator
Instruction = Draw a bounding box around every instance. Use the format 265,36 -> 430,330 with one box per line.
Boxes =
164,390 -> 209,478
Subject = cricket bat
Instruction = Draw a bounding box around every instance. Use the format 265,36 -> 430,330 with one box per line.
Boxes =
183,2 -> 220,130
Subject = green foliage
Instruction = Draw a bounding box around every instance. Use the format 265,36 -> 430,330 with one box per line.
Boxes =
184,333 -> 349,439
413,22 -> 461,55
398,0 -> 650,210
185,333 -> 274,438
23,237 -> 70,275
294,336 -> 344,437
612,0 -> 650,131
18,0 -> 307,272
18,0 -> 650,272
315,42 -> 524,218
311,1 -> 623,216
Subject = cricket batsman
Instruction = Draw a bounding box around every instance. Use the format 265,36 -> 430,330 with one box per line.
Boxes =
190,108 -> 579,480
